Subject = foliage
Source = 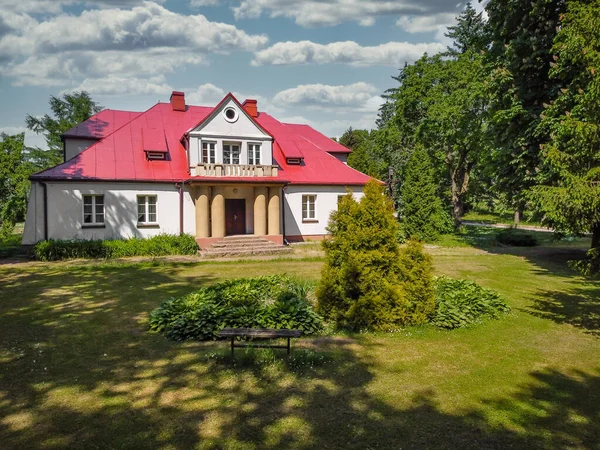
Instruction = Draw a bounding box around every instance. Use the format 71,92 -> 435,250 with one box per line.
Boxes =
433,276 -> 511,329
25,91 -> 102,168
398,146 -> 452,242
340,128 -> 386,179
33,233 -> 198,261
0,133 -> 34,238
485,0 -> 567,213
149,275 -> 323,341
389,50 -> 490,228
444,2 -> 489,56
316,180 -> 435,330
529,0 -> 600,255
568,248 -> 600,279
496,228 -> 539,247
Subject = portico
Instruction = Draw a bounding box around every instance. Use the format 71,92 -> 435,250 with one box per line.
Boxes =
191,182 -> 285,249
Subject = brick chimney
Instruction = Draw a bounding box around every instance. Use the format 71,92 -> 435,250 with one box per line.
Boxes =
170,91 -> 185,112
242,99 -> 258,118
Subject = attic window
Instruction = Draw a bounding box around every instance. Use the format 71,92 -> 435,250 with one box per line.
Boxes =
224,107 -> 238,123
146,151 -> 166,160
286,158 -> 302,165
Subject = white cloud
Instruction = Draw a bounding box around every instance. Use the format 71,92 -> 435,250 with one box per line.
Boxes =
184,83 -> 285,115
396,12 -> 457,33
75,75 -> 172,96
252,40 -> 444,67
190,0 -> 220,6
0,126 -> 48,149
232,0 -> 462,27
0,2 -> 268,87
0,0 -> 166,14
274,82 -> 381,112
280,114 -> 377,139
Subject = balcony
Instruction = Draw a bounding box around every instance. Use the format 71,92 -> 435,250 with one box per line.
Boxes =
194,163 -> 279,178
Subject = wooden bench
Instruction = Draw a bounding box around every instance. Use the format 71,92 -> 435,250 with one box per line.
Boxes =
217,328 -> 303,357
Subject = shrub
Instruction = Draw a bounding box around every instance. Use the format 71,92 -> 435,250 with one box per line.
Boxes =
149,275 -> 323,341
316,181 -> 435,331
398,146 -> 452,242
34,233 -> 198,261
568,248 -> 600,278
496,228 -> 538,247
433,276 -> 511,329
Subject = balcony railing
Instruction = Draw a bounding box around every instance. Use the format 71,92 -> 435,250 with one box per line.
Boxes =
194,163 -> 279,178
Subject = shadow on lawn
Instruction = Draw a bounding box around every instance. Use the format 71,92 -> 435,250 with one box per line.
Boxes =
1,263 -> 599,449
527,281 -> 600,337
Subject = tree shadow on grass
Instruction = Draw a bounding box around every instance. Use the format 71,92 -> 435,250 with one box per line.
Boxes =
526,281 -> 600,336
1,263 -> 599,449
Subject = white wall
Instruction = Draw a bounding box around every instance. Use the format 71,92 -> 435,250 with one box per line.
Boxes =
188,98 -> 273,167
188,137 -> 273,167
283,185 -> 364,237
64,138 -> 98,161
22,182 -> 45,245
23,181 -> 197,243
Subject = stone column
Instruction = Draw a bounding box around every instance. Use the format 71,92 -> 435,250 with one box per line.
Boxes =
254,186 -> 268,236
268,187 -> 281,235
195,186 -> 210,238
211,186 -> 225,238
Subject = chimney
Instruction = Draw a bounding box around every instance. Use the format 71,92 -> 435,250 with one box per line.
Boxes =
170,91 -> 185,112
242,99 -> 258,118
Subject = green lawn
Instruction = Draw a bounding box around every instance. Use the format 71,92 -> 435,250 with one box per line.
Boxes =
1,241 -> 599,448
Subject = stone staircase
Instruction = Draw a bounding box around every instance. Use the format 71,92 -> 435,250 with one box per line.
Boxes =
199,235 -> 292,258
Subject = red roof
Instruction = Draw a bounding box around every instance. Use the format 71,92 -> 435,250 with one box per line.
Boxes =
61,109 -> 141,139
32,94 -> 373,187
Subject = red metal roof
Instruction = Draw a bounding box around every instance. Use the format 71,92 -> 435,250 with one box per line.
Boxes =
32,94 -> 374,186
61,109 -> 141,139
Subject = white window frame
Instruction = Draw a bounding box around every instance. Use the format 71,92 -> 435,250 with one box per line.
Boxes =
302,195 -> 317,221
248,143 -> 261,165
223,143 -> 241,165
202,141 -> 216,164
82,194 -> 104,226
137,195 -> 158,225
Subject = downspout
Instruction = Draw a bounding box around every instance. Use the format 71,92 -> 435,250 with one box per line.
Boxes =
281,185 -> 288,246
177,181 -> 184,235
41,182 -> 48,241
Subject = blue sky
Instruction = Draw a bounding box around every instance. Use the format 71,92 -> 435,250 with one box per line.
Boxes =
0,0 -> 486,148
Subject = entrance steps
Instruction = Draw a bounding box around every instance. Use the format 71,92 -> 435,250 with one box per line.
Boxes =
198,235 -> 292,258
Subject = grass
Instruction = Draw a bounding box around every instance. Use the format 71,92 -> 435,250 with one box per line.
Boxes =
1,235 -> 599,448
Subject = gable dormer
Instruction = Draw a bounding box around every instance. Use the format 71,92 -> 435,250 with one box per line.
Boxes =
186,94 -> 275,173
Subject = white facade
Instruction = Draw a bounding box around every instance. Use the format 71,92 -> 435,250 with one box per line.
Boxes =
187,98 -> 273,168
22,181 -> 196,244
64,138 -> 98,161
283,185 -> 364,238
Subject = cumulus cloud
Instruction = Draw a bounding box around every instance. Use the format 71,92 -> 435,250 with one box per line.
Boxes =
0,2 -> 268,87
396,12 -> 457,33
252,40 -> 444,67
232,0 -> 462,27
273,82 -> 381,113
185,83 -> 284,114
0,0 -> 166,14
75,75 -> 172,96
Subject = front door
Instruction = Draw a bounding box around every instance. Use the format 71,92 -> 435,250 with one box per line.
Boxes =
225,199 -> 246,235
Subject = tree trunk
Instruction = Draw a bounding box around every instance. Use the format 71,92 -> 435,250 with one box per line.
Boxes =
592,222 -> 600,250
514,209 -> 521,226
451,175 -> 465,229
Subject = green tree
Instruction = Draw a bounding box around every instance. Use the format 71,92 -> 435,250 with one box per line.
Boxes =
399,146 -> 451,242
530,0 -> 600,258
316,180 -> 435,330
485,0 -> 568,222
444,2 -> 488,56
340,127 -> 386,179
391,51 -> 490,228
0,133 -> 34,237
25,91 -> 102,168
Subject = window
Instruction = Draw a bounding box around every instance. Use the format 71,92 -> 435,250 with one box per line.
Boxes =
137,195 -> 157,224
223,107 -> 238,123
202,141 -> 216,164
223,143 -> 240,164
287,158 -> 302,165
83,195 -> 104,225
302,195 -> 316,221
248,143 -> 261,165
146,151 -> 166,160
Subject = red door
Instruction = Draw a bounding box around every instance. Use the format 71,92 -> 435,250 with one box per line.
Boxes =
225,199 -> 246,235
